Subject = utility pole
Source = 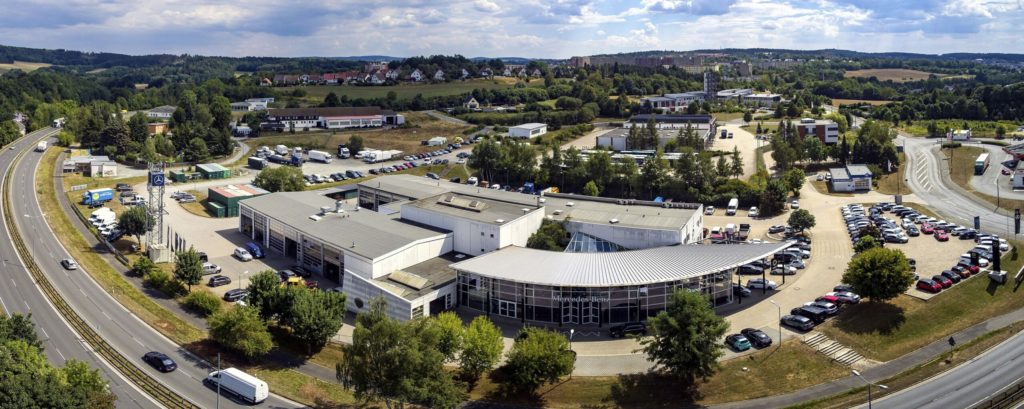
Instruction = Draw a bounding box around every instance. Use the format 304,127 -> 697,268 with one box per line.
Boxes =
216,353 -> 221,409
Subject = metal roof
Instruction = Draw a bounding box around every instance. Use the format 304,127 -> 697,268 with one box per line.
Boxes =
406,192 -> 542,225
209,184 -> 268,199
830,167 -> 851,181
240,191 -> 448,260
197,163 -> 229,173
846,164 -> 873,177
450,242 -> 792,287
511,123 -> 547,130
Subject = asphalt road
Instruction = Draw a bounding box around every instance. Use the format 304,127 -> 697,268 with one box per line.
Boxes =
866,330 -> 1024,409
0,128 -> 154,408
9,133 -> 304,408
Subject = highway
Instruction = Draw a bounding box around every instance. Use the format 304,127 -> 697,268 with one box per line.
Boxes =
7,131 -> 304,408
866,330 -> 1024,409
0,128 -> 154,408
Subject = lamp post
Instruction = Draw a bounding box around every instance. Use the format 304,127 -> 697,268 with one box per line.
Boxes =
239,270 -> 249,289
852,369 -> 887,409
568,329 -> 576,380
768,300 -> 782,347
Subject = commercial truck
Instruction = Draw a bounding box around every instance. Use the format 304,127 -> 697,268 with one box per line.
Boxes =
308,150 -> 333,163
337,145 -> 351,158
247,156 -> 267,170
975,153 -> 990,175
82,188 -> 114,206
204,368 -> 269,404
274,145 -> 289,155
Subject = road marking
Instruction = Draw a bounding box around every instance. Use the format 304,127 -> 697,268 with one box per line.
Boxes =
101,310 -> 112,320
9,278 -> 15,288
23,300 -> 30,311
55,348 -> 65,361
39,326 -> 48,338
0,296 -> 8,314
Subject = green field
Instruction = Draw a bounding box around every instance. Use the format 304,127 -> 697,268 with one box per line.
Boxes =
901,120 -> 1021,138
279,78 -> 543,102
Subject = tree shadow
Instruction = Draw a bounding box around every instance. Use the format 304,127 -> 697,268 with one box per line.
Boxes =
480,367 -> 546,408
605,373 -> 700,409
831,302 -> 906,336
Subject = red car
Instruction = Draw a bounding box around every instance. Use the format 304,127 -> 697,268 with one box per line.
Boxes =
816,294 -> 840,304
932,274 -> 953,288
957,262 -> 980,275
949,266 -> 971,279
935,231 -> 949,241
921,223 -> 934,234
917,278 -> 942,293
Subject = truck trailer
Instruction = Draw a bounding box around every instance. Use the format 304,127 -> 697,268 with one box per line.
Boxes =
308,150 -> 333,163
82,188 -> 114,206
247,156 -> 267,170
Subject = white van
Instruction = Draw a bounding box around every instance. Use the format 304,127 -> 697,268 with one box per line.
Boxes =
726,198 -> 739,216
204,368 -> 269,404
467,176 -> 479,186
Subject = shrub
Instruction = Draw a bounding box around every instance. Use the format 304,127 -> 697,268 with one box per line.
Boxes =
142,269 -> 169,289
941,142 -> 962,149
161,279 -> 188,298
183,290 -> 223,317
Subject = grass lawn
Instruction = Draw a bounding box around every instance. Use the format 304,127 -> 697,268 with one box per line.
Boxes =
843,69 -> 970,83
902,120 -> 1020,138
249,111 -> 471,155
875,152 -> 911,195
278,78 -> 541,104
468,341 -> 846,408
0,60 -> 52,73
830,99 -> 894,107
714,112 -> 748,122
945,146 -> 1024,211
817,238 -> 1024,361
742,122 -> 780,135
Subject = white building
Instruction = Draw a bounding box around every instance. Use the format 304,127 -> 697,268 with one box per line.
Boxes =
146,105 -> 177,119
829,164 -> 873,192
950,129 -> 972,141
508,123 -> 548,139
796,118 -> 841,144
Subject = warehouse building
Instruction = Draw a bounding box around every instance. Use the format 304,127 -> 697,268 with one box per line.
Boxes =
196,163 -> 231,179
508,123 -> 548,139
265,107 -> 404,131
239,175 -> 788,324
206,184 -> 269,218
597,114 -> 715,151
829,164 -> 873,192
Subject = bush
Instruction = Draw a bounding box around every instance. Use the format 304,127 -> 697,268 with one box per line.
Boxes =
142,269 -> 170,289
183,291 -> 222,317
941,142 -> 962,149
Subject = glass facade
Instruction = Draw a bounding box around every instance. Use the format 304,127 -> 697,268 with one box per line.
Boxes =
457,270 -> 733,326
564,232 -> 626,253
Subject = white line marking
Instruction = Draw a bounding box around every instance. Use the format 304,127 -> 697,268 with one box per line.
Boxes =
9,278 -> 15,288
23,300 -> 30,311
55,348 -> 65,361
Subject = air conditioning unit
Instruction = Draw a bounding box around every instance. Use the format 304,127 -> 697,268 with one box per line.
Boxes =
609,218 -> 619,224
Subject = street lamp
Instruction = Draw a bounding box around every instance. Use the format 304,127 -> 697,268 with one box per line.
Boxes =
852,369 -> 888,409
768,300 -> 782,347
568,329 -> 576,380
239,270 -> 249,289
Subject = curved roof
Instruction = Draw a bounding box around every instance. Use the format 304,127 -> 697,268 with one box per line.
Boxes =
449,242 -> 792,287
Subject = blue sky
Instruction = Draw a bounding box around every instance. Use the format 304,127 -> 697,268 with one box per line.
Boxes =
1,0 -> 1022,58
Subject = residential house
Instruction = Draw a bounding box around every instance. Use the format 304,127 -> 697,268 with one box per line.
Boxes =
464,97 -> 480,110
433,69 -> 445,81
479,68 -> 492,78
409,69 -> 424,82
460,68 -> 470,80
501,67 -> 513,77
369,70 -> 389,85
300,74 -> 323,85
386,69 -> 400,81
531,68 -> 542,77
147,122 -> 169,135
259,78 -> 272,87
273,75 -> 299,86
323,73 -> 342,85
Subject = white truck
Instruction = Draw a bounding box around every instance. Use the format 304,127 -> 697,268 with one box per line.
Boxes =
726,198 -> 739,216
204,368 -> 269,405
52,117 -> 66,128
308,150 -> 333,163
36,141 -> 47,152
274,145 -> 289,155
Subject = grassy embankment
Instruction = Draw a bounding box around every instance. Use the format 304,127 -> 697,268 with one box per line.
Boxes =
946,145 -> 1024,211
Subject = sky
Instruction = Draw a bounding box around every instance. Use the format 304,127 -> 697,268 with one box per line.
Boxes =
1,0 -> 1022,58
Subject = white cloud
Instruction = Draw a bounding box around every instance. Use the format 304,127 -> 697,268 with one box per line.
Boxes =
474,0 -> 500,13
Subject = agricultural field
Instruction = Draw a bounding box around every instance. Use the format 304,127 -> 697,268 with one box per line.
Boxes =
278,78 -> 543,103
831,98 -> 894,106
843,68 -> 971,83
248,111 -> 472,154
0,60 -> 52,73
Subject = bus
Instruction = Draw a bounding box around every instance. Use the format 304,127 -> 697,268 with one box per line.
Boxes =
975,153 -> 990,175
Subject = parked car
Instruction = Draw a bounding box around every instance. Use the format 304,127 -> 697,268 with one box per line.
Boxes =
142,351 -> 177,372
244,242 -> 264,259
748,207 -> 759,217
725,334 -> 752,351
833,284 -> 854,293
825,291 -> 861,304
233,247 -> 253,261
740,328 -> 773,348
939,270 -> 962,284
207,275 -> 230,287
202,262 -> 221,275
60,259 -> 78,270
733,284 -> 751,297
790,199 -> 799,209
917,278 -> 943,293
768,225 -> 786,234
223,288 -> 248,302
746,278 -> 777,290
781,314 -> 816,331
949,265 -> 972,279
804,301 -> 839,315
932,274 -> 953,288
935,231 -> 949,241
608,322 -> 647,338
704,206 -> 715,215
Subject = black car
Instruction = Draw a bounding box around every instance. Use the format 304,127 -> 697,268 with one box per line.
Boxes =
142,351 -> 177,372
279,269 -> 298,281
608,322 -> 647,338
906,226 -> 920,237
291,265 -> 311,278
207,275 -> 231,287
223,288 -> 248,302
115,183 -> 133,192
790,306 -> 829,323
733,284 -> 751,297
940,270 -> 962,283
834,284 -> 854,293
781,315 -> 815,331
960,230 -> 979,240
740,328 -> 773,348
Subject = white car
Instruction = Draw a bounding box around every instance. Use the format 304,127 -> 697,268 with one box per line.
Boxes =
747,278 -> 777,290
704,206 -> 715,215
961,253 -> 989,267
790,200 -> 799,209
816,174 -> 825,181
233,248 -> 253,261
748,207 -> 759,217
467,176 -> 478,186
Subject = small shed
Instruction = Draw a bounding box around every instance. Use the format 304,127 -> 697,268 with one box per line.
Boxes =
197,163 -> 231,180
207,184 -> 270,217
169,169 -> 200,183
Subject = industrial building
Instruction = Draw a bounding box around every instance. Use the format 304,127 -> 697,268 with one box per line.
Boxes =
61,155 -> 117,177
829,164 -> 874,192
508,123 -> 548,139
597,114 -> 716,151
206,184 -> 269,218
265,107 -> 405,131
196,163 -> 231,180
238,174 -> 787,324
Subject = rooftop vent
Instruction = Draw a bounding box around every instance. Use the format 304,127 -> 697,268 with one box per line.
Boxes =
539,198 -> 546,203
610,218 -> 619,224
319,206 -> 333,215
566,202 -> 575,207
553,209 -> 563,215
521,208 -> 530,213
335,200 -> 344,213
308,215 -> 322,221
495,219 -> 505,223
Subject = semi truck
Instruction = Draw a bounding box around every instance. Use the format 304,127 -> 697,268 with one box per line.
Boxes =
337,145 -> 351,158
36,141 -> 47,152
52,117 -> 66,128
975,153 -> 990,175
82,188 -> 114,206
308,150 -> 333,163
274,145 -> 289,155
204,368 -> 269,404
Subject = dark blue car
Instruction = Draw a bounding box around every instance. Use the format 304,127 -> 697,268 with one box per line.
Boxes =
244,242 -> 264,258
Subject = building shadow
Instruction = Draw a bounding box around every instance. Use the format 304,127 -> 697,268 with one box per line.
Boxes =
831,302 -> 906,336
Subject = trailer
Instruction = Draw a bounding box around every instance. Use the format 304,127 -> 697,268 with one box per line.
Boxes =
247,156 -> 267,170
274,144 -> 289,155
975,153 -> 990,175
308,150 -> 333,163
82,188 -> 114,205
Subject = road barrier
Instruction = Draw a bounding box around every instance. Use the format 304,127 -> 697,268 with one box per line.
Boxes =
971,376 -> 1024,408
2,134 -> 199,409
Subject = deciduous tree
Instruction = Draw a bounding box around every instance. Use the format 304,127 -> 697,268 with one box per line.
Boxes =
208,305 -> 273,360
503,327 -> 574,393
639,289 -> 728,383
841,247 -> 914,302
460,316 -> 503,383
118,205 -> 153,248
286,288 -> 347,354
173,247 -> 204,291
253,166 -> 305,192
788,209 -> 816,232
